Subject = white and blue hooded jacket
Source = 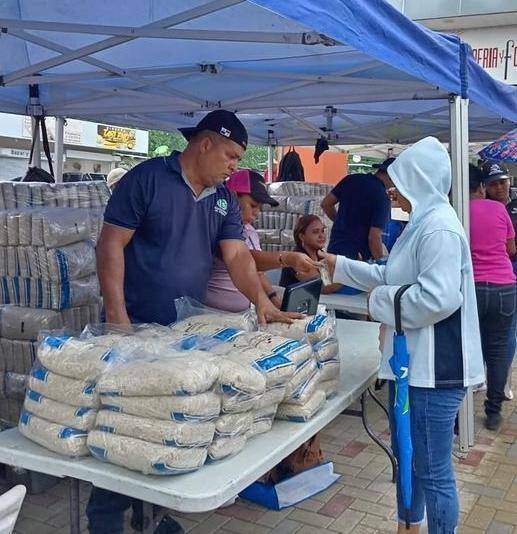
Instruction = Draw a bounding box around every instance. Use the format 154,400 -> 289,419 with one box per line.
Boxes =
335,137 -> 484,388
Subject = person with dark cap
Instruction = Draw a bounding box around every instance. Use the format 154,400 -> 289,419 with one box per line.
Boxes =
483,160 -> 517,400
470,163 -> 516,430
206,168 -> 314,311
321,157 -> 394,261
91,110 -> 310,534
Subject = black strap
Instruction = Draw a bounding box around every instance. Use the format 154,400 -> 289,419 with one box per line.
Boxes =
40,116 -> 54,177
28,115 -> 54,178
394,284 -> 412,335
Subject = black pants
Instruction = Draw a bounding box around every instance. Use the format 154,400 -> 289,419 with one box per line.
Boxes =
476,282 -> 517,416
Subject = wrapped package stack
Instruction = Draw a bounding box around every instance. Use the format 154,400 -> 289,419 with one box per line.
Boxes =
263,313 -> 340,421
0,181 -> 107,423
255,182 -> 334,252
19,333 -> 121,456
90,349 -> 222,474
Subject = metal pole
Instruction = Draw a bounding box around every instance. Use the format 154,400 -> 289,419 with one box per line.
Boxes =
449,94 -> 475,451
267,145 -> 274,183
69,477 -> 80,534
30,117 -> 41,168
54,117 -> 65,183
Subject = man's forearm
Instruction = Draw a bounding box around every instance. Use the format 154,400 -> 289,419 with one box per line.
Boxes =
322,205 -> 337,221
250,250 -> 286,271
227,253 -> 268,305
96,239 -> 128,322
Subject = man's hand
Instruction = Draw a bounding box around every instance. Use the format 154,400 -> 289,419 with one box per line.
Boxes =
283,251 -> 318,277
317,250 -> 337,278
256,294 -> 303,325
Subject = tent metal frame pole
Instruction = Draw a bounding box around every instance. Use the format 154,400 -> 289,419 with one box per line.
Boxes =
54,117 -> 65,183
267,146 -> 274,184
449,94 -> 475,452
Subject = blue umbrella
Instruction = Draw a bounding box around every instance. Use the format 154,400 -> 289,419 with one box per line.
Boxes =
389,285 -> 413,530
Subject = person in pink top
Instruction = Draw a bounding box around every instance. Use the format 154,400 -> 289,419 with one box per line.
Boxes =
470,164 -> 516,430
205,169 -> 313,312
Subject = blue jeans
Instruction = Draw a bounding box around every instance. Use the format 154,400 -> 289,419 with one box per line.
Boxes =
86,488 -> 140,534
476,283 -> 516,415
389,384 -> 466,533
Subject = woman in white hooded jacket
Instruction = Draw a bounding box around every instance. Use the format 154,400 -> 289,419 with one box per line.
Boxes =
323,137 -> 484,534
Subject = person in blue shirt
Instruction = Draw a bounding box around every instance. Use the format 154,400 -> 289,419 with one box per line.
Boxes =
321,158 -> 393,260
89,110 -> 309,534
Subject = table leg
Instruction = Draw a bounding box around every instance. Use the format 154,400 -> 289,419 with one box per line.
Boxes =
360,392 -> 397,483
143,501 -> 154,534
69,477 -> 80,534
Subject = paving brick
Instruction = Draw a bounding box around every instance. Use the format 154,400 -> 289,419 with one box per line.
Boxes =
328,509 -> 365,533
462,482 -> 505,499
270,518 -> 304,534
294,498 -> 323,512
486,520 -> 514,534
494,510 -> 517,526
358,512 -> 398,531
350,526 -> 377,534
465,505 -> 496,530
339,485 -> 383,503
347,452 -> 378,469
254,508 -> 291,528
349,499 -> 392,519
340,441 -> 368,458
460,450 -> 486,467
318,494 -> 355,518
188,513 -> 230,534
223,518 -> 271,534
288,509 -> 334,529
459,491 -> 479,514
296,527 -> 328,534
217,503 -> 265,522
312,482 -> 344,503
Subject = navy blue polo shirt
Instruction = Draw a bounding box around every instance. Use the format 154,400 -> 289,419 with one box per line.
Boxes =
328,173 -> 390,260
103,152 -> 243,325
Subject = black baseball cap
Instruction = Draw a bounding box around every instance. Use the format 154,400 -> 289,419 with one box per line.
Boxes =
481,161 -> 510,184
373,157 -> 396,172
178,109 -> 248,150
226,169 -> 279,206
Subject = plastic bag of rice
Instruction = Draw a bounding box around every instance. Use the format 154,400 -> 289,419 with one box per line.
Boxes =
87,430 -> 207,475
95,410 -> 215,447
277,390 -> 326,423
318,358 -> 340,382
207,434 -> 247,461
28,366 -> 98,408
100,391 -> 220,423
23,389 -> 97,430
312,338 -> 339,362
214,412 -> 253,438
19,409 -> 89,456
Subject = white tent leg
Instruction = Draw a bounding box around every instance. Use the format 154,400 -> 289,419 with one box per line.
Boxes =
30,117 -> 41,168
54,117 -> 65,183
267,145 -> 274,183
449,94 -> 475,452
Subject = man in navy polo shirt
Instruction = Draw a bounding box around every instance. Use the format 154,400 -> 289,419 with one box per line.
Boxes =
321,158 -> 393,261
89,110 -> 302,534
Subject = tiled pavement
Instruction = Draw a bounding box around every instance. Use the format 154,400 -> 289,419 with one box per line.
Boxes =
8,379 -> 517,534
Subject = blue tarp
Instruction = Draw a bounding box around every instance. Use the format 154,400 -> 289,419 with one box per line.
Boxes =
0,0 -> 515,144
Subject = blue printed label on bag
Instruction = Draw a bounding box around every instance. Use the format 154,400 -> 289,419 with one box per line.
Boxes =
82,383 -> 96,396
74,406 -> 93,417
97,425 -> 115,434
43,335 -> 71,349
59,427 -> 87,439
89,445 -> 107,460
31,367 -> 49,382
27,389 -> 43,403
272,340 -> 303,354
100,349 -> 116,363
213,327 -> 243,342
253,353 -> 291,372
19,410 -> 32,425
306,315 -> 326,333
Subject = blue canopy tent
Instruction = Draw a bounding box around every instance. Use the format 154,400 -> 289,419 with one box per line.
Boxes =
0,0 -> 516,452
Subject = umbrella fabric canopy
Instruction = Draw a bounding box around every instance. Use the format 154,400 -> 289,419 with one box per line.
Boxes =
389,284 -> 413,529
478,128 -> 517,163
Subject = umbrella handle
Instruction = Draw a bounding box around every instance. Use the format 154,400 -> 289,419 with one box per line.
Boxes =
394,285 -> 412,335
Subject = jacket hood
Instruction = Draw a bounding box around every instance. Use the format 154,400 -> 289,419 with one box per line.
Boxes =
387,137 -> 451,223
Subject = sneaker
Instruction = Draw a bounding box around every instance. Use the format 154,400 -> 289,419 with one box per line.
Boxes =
485,412 -> 502,431
154,515 -> 185,534
504,383 -> 514,401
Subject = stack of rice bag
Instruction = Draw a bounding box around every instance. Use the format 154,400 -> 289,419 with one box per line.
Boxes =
263,313 -> 340,422
19,333 -> 120,456
0,304 -> 101,425
89,349 -> 222,474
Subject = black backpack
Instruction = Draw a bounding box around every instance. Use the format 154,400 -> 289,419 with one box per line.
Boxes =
277,147 -> 305,182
